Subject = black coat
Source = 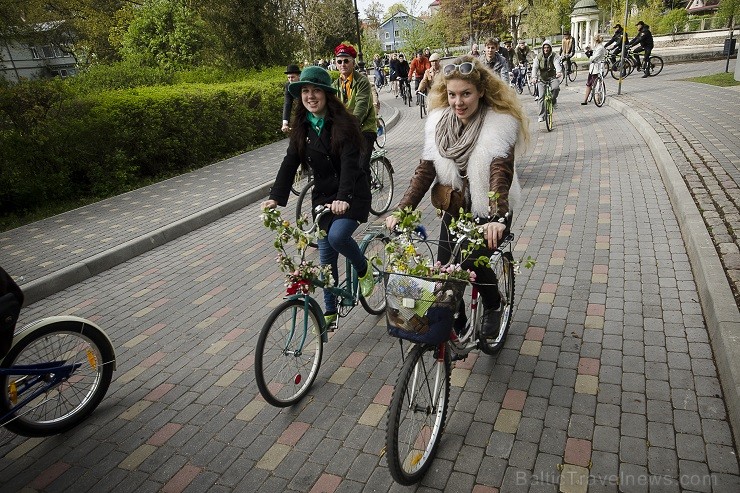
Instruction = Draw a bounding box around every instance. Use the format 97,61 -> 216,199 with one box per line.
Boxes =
270,117 -> 371,226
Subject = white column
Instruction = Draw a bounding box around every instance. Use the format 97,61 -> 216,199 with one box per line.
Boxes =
585,21 -> 592,49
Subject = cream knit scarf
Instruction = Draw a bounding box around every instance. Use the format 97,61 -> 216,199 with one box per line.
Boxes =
434,105 -> 486,177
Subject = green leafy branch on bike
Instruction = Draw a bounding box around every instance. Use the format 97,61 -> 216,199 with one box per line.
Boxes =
261,207 -> 333,294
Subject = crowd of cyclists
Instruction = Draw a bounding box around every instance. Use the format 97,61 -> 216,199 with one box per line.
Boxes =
282,20 -> 655,130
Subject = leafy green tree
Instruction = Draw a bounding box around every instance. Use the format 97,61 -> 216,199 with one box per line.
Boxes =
717,0 -> 740,26
119,0 -> 211,70
296,0 -> 358,61
196,0 -> 298,69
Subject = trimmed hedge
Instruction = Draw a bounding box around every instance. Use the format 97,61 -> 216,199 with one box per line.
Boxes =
0,71 -> 285,217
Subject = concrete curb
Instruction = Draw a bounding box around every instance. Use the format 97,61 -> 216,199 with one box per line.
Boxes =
22,183 -> 272,306
606,94 -> 740,450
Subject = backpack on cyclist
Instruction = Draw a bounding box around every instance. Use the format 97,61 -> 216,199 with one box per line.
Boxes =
0,266 -> 23,358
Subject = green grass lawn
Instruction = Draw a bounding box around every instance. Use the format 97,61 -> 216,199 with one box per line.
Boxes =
685,72 -> 740,87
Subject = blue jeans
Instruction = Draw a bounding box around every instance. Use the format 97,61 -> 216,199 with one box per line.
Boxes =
318,218 -> 367,313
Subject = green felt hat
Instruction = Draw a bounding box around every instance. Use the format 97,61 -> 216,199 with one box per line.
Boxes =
288,66 -> 337,99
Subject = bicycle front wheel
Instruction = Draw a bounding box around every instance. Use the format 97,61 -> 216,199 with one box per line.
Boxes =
359,234 -> 388,315
545,95 -> 554,132
594,78 -> 606,107
0,320 -> 115,437
647,56 -> 663,76
386,343 -> 450,485
255,299 -> 324,407
369,156 -> 394,216
479,252 -> 516,355
376,117 -> 386,148
568,61 -> 578,82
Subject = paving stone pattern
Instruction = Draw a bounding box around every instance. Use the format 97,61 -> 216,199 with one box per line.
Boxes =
1,63 -> 739,492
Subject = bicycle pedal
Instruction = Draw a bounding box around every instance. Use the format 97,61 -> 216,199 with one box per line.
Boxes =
451,352 -> 467,362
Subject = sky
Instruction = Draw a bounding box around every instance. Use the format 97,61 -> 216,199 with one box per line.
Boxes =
356,0 -> 430,18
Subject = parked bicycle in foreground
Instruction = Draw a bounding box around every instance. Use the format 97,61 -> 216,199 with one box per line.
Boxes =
255,207 -> 387,407
381,210 -> 522,485
1,267 -> 116,439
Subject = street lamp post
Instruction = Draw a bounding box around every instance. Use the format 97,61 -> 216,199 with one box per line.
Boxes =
352,0 -> 365,71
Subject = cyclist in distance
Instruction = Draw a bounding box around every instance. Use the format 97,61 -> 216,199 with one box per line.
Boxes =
502,40 -> 515,73
333,43 -> 377,180
559,31 -> 576,75
604,23 -> 628,64
389,53 -> 400,96
628,21 -> 654,77
418,52 -> 442,94
532,40 -> 562,122
581,35 -> 606,105
396,53 -> 411,98
281,64 -> 301,133
385,55 -> 528,337
512,40 -> 531,90
409,50 -> 431,92
261,66 -> 375,329
478,38 -> 510,83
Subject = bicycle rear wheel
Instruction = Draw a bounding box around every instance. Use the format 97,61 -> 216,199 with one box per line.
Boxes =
419,94 -> 426,119
359,234 -> 388,315
479,252 -> 516,355
295,180 -> 317,248
647,56 -> 663,76
291,166 -> 310,196
594,78 -> 606,107
0,320 -> 115,437
386,343 -> 450,485
255,299 -> 323,407
369,157 -> 394,216
376,117 -> 386,148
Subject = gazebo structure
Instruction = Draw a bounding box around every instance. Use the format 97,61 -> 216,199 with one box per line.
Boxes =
570,0 -> 600,51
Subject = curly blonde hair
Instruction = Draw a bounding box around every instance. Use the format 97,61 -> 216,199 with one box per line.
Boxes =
428,55 -> 529,147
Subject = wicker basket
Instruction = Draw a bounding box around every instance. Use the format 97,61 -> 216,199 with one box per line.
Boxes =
383,272 -> 467,344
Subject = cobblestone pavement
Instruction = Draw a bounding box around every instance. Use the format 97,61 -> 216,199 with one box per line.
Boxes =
1,61 -> 739,492
600,60 -> 739,306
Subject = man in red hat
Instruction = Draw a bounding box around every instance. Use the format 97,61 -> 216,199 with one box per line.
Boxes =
333,43 -> 377,180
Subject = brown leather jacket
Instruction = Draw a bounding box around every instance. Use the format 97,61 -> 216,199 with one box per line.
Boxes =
396,153 -> 515,219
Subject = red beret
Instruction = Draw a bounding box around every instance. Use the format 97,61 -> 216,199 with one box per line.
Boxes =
334,44 -> 357,58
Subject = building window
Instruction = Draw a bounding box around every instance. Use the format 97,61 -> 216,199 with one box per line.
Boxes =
30,46 -> 40,59
41,45 -> 54,58
385,32 -> 390,39
394,30 -> 400,37
53,46 -> 65,58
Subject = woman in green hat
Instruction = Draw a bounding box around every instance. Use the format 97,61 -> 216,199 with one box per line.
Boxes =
261,66 -> 374,328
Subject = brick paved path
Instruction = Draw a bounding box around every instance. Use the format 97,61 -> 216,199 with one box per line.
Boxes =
578,60 -> 740,305
1,64 -> 739,492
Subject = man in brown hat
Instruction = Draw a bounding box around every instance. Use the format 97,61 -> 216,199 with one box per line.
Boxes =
332,44 -> 377,179
282,64 -> 301,133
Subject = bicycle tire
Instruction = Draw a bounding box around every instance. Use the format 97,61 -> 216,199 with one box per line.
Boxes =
419,94 -> 426,119
594,78 -> 606,107
0,320 -> 114,437
376,117 -> 386,148
545,90 -> 553,132
369,157 -> 394,216
601,60 -> 610,77
386,343 -> 450,485
647,56 -> 663,76
568,61 -> 578,82
295,180 -> 318,248
526,75 -> 534,95
255,299 -> 323,407
610,60 -> 626,80
359,234 -> 388,315
625,58 -> 635,77
290,166 -> 310,196
479,252 -> 516,355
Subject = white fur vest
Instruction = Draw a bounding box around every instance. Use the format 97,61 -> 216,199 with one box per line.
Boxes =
423,107 -> 521,218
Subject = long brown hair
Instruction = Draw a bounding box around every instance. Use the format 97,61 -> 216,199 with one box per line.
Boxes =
290,89 -> 364,158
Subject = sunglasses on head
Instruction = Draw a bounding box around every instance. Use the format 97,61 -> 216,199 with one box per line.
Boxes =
443,62 -> 474,76
336,59 -> 352,65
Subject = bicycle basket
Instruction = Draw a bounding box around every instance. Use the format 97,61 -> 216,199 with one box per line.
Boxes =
383,272 -> 467,345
